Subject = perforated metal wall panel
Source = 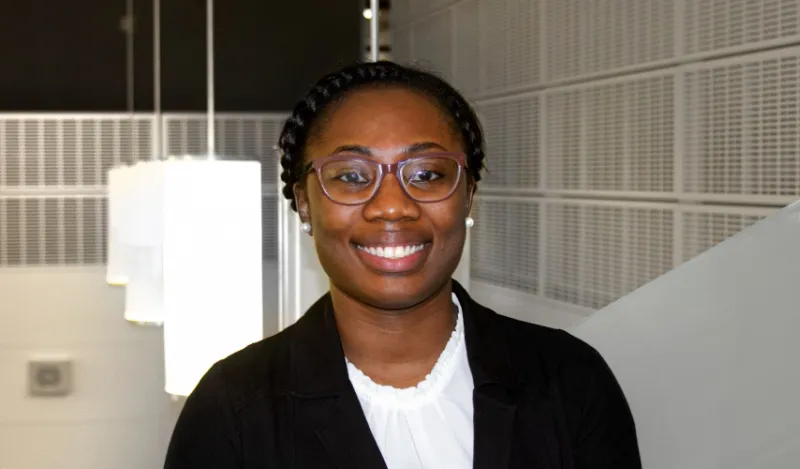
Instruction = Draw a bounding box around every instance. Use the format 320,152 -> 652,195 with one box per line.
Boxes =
542,203 -> 582,304
627,76 -> 675,192
394,0 -> 800,314
544,75 -> 674,192
480,0 -> 540,93
470,198 -> 539,293
684,0 -> 800,55
477,95 -> 539,189
543,90 -> 581,190
585,84 -> 627,191
453,0 -> 480,95
0,116 -> 153,188
684,49 -> 800,198
544,202 -> 673,309
412,10 -> 454,78
0,113 -> 286,267
0,196 -> 107,266
262,195 -> 278,261
624,207 -> 674,294
164,115 -> 285,186
681,209 -> 772,262
545,0 -> 674,81
544,0 -> 582,82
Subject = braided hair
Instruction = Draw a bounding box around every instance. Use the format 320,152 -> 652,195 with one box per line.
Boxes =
277,61 -> 485,211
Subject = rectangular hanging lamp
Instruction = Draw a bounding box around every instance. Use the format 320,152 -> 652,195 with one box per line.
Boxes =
107,158 -> 263,396
160,159 -> 263,396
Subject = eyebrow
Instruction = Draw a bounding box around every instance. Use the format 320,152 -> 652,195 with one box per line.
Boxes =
330,142 -> 447,157
405,142 -> 447,153
331,145 -> 373,156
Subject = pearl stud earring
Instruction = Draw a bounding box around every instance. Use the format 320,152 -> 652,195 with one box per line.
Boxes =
465,216 -> 474,228
300,222 -> 312,234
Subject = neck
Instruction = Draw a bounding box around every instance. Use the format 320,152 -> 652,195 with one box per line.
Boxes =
330,281 -> 457,389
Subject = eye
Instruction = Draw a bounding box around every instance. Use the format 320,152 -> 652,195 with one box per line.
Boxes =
336,171 -> 369,184
408,169 -> 442,183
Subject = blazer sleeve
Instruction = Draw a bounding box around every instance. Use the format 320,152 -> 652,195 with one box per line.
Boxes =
163,362 -> 243,469
563,335 -> 642,469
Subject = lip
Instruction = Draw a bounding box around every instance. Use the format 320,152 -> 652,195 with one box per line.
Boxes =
353,242 -> 431,274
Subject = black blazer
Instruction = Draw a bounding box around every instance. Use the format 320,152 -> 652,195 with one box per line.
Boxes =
164,281 -> 641,469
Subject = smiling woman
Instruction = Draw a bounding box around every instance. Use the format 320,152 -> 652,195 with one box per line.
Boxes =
163,62 -> 642,469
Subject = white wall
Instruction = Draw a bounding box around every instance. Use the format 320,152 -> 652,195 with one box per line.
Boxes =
572,202 -> 800,468
470,280 -> 590,329
0,263 -> 279,469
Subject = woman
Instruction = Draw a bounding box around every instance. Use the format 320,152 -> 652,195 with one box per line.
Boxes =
164,61 -> 641,469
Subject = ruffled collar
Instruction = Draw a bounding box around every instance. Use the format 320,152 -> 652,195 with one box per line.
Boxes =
345,294 -> 465,407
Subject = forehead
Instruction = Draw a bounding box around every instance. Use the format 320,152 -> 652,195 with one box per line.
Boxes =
308,87 -> 461,153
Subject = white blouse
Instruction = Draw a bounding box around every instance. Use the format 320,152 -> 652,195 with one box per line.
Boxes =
345,294 -> 474,469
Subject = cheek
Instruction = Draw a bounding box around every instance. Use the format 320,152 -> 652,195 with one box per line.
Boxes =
306,183 -> 358,250
429,203 -> 468,255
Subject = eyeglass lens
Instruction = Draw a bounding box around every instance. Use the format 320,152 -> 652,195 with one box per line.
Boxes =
318,156 -> 461,204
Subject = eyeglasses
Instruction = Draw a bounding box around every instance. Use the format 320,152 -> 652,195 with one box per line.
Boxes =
304,152 -> 466,205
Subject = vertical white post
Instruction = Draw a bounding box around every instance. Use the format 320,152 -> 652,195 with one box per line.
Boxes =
370,0 -> 380,62
125,0 -> 135,113
206,0 -> 215,159
153,0 -> 162,159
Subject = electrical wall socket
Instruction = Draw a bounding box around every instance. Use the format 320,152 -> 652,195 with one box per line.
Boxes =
28,354 -> 73,397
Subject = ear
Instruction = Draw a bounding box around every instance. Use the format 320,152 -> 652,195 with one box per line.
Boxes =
293,183 -> 312,226
465,178 -> 477,216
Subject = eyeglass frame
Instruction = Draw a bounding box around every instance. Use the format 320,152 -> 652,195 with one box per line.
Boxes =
302,152 -> 468,206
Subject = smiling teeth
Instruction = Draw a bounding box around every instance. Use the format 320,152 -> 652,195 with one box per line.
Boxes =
358,244 -> 425,259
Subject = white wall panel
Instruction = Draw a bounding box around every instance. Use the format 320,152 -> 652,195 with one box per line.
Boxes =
684,48 -> 800,198
479,0 -> 540,93
681,206 -> 774,262
544,201 -> 673,310
477,95 -> 539,189
0,113 -> 286,267
453,0 -> 480,94
684,0 -> 800,55
543,90 -> 582,190
394,0 -> 800,315
545,0 -> 674,82
164,114 -> 284,187
470,198 -> 539,293
0,116 -> 153,188
0,196 -> 106,266
545,74 -> 674,193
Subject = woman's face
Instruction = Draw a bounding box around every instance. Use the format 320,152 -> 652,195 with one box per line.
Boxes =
295,87 -> 474,311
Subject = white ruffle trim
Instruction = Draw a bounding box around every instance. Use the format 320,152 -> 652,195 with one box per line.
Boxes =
345,294 -> 465,408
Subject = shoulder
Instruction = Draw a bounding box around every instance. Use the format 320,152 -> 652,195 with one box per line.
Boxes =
479,308 -> 641,465
480,305 -> 618,397
196,321 -> 299,411
495,311 -> 607,373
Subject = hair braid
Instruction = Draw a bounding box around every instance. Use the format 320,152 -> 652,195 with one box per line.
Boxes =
278,61 -> 485,211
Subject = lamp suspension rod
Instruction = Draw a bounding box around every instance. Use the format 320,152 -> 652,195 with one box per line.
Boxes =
206,0 -> 215,159
153,0 -> 163,158
369,0 -> 379,62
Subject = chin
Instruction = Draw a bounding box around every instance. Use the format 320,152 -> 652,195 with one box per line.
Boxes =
360,275 -> 451,311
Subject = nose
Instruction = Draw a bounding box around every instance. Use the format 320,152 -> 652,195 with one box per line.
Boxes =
362,172 -> 421,222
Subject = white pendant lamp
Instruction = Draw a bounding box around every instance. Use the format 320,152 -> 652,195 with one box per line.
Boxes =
106,0 -> 264,396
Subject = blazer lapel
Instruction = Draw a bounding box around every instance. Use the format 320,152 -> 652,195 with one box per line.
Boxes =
308,393 -> 388,469
453,280 -> 518,469
287,294 -> 388,469
473,385 -> 517,469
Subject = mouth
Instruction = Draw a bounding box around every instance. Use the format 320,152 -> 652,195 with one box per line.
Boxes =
353,242 -> 430,274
